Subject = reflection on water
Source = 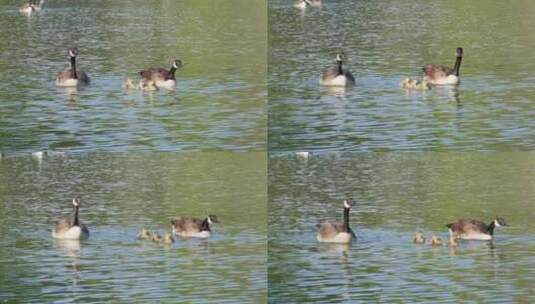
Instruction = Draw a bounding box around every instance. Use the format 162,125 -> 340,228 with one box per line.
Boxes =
54,239 -> 81,258
0,0 -> 266,152
269,0 -> 535,152
268,153 -> 535,302
53,239 -> 82,287
319,86 -> 349,98
0,152 -> 267,303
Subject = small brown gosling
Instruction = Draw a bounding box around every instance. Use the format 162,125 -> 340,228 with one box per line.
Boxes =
447,234 -> 458,247
429,235 -> 443,246
138,79 -> 158,91
151,233 -> 162,242
400,78 -> 431,90
137,228 -> 152,240
412,232 -> 426,244
163,232 -> 175,244
122,78 -> 136,90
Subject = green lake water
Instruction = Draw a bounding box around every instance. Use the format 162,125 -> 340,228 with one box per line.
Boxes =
0,152 -> 266,303
269,152 -> 535,303
269,0 -> 535,152
0,0 -> 266,153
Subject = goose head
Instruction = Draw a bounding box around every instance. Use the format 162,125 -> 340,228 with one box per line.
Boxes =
493,217 -> 507,227
207,215 -> 219,225
343,198 -> 354,209
336,53 -> 344,64
172,59 -> 183,69
71,198 -> 80,208
455,47 -> 463,58
69,48 -> 79,58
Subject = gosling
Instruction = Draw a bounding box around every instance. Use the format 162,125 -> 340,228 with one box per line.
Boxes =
163,232 -> 175,244
412,232 -> 426,244
136,228 -> 152,240
400,78 -> 431,90
122,78 -> 136,90
151,233 -> 162,242
429,235 -> 443,246
447,234 -> 458,247
138,79 -> 159,91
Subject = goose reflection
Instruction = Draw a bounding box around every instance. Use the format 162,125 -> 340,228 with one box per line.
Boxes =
54,239 -> 81,258
461,239 -> 496,250
317,242 -> 353,295
318,242 -> 351,257
175,238 -> 213,255
320,85 -> 350,98
432,85 -> 461,104
57,86 -> 80,104
53,238 -> 81,285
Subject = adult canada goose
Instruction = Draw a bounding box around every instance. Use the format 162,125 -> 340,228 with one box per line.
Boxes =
423,47 -> 463,85
446,218 -> 507,240
412,232 -> 426,244
170,215 -> 219,238
56,48 -> 90,87
52,198 -> 89,240
138,59 -> 182,89
316,199 -> 356,243
293,0 -> 310,9
320,53 -> 355,87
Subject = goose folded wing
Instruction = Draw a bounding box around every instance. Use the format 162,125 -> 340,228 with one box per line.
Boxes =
322,67 -> 339,80
318,221 -> 345,237
54,219 -> 72,233
447,218 -> 488,233
139,68 -> 170,80
423,64 -> 454,79
172,217 -> 204,232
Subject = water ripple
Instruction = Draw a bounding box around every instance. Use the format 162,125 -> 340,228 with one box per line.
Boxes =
269,0 -> 535,152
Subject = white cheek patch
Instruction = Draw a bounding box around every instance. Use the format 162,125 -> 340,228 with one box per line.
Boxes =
343,200 -> 350,209
207,217 -> 213,225
494,219 -> 501,227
